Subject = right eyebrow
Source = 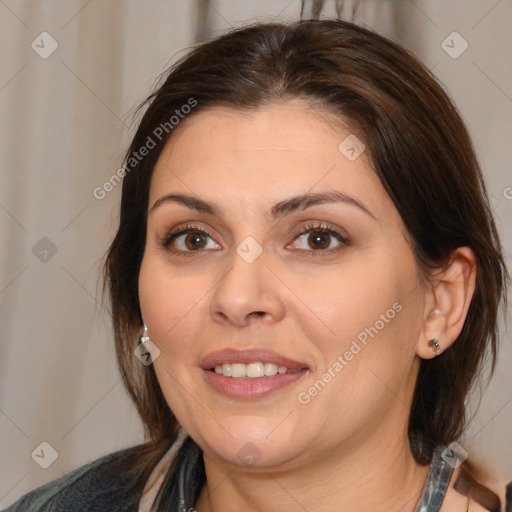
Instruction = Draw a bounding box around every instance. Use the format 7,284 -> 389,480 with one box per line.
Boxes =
150,193 -> 222,216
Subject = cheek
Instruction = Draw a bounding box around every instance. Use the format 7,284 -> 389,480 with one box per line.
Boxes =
138,254 -> 210,419
138,253 -> 208,358
284,256 -> 401,354
287,248 -> 422,392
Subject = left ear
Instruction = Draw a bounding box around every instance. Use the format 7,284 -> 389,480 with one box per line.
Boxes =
416,247 -> 477,359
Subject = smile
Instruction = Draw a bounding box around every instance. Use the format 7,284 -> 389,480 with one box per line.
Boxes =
212,362 -> 303,378
201,348 -> 309,398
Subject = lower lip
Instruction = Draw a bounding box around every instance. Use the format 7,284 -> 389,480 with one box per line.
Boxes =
203,369 -> 308,399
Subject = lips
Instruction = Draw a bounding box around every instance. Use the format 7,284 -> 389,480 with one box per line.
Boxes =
200,348 -> 309,399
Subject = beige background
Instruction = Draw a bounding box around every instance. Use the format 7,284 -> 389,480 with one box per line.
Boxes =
0,0 -> 511,508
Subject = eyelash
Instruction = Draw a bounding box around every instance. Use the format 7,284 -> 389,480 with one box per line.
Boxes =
158,222 -> 350,256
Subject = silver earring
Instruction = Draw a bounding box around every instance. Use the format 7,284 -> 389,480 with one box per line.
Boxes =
140,323 -> 150,346
428,338 -> 441,355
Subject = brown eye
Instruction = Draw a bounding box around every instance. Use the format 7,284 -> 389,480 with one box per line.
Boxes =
184,232 -> 208,250
161,226 -> 221,253
307,231 -> 331,250
289,224 -> 349,253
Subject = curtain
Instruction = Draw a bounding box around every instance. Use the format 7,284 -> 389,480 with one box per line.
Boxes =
1,0 -> 510,507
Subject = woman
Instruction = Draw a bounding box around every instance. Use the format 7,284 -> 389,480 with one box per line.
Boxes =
6,18 -> 509,512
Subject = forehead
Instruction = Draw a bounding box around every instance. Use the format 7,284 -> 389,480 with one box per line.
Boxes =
149,99 -> 392,221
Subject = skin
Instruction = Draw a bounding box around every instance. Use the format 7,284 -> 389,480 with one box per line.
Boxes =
138,99 -> 477,512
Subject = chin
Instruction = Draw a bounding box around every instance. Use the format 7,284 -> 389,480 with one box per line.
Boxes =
196,419 -> 308,470
208,440 -> 300,470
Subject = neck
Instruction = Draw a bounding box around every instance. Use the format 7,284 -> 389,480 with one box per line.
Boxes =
195,429 -> 430,512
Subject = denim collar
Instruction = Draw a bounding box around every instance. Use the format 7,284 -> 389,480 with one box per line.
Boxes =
176,440 -> 453,511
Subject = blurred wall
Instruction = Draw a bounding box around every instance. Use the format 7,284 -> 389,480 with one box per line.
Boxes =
1,0 -> 510,508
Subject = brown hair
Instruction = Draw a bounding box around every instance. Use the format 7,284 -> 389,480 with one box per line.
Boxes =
103,17 -> 508,503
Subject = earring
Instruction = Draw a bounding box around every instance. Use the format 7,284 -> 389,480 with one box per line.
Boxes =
428,338 -> 441,355
140,323 -> 150,346
135,323 -> 160,365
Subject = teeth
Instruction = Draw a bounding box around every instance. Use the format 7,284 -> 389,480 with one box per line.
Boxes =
246,362 -> 265,378
231,363 -> 246,378
212,362 -> 295,378
264,363 -> 278,376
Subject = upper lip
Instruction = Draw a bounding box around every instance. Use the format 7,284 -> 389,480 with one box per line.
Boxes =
200,348 -> 309,371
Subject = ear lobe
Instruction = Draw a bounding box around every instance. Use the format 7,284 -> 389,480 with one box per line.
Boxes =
417,311 -> 447,359
416,247 -> 477,359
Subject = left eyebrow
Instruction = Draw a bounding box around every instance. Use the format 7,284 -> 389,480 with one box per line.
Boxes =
149,190 -> 376,220
268,190 -> 376,220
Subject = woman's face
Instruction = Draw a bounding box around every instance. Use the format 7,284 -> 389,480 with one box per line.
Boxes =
139,99 -> 429,469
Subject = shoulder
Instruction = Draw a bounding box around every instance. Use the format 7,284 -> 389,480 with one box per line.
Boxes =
3,444 -> 151,512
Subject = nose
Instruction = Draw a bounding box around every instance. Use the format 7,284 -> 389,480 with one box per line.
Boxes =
209,246 -> 285,328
